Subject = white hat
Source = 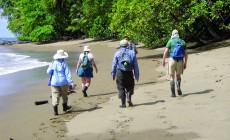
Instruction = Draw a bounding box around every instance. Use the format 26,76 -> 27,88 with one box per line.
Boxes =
120,39 -> 128,47
53,49 -> 68,59
171,29 -> 179,39
83,45 -> 91,52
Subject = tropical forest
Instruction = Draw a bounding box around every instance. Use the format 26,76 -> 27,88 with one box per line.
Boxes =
0,0 -> 230,47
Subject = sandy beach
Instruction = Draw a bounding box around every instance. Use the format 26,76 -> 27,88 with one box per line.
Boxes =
0,38 -> 230,140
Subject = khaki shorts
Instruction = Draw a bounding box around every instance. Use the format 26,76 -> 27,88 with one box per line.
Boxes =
168,58 -> 183,75
51,84 -> 69,106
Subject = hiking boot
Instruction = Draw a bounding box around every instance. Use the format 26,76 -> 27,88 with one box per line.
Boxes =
170,80 -> 176,98
119,104 -> 126,108
171,94 -> 176,97
127,101 -> 133,107
120,98 -> 126,108
127,92 -> 133,107
62,103 -> 72,112
176,78 -> 182,96
82,90 -> 88,97
53,105 -> 58,116
178,90 -> 182,96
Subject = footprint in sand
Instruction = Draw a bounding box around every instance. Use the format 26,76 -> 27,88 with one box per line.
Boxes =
32,133 -> 38,138
166,125 -> 177,130
163,120 -> 177,130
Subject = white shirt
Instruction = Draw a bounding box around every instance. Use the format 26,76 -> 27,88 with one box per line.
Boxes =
79,52 -> 94,62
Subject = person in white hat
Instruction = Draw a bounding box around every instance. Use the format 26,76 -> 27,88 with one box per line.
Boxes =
47,49 -> 75,115
162,29 -> 188,97
76,45 -> 98,97
111,39 -> 139,108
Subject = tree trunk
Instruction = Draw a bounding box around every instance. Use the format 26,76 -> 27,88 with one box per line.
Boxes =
202,15 -> 221,40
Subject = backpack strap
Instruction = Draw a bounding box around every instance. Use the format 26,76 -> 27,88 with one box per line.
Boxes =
173,39 -> 183,46
173,38 -> 182,43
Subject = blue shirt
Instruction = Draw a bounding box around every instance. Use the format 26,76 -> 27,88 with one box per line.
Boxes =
111,48 -> 139,80
47,59 -> 73,86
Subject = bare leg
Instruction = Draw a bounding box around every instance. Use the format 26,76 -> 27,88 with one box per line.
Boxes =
82,78 -> 91,97
85,78 -> 91,87
81,77 -> 88,97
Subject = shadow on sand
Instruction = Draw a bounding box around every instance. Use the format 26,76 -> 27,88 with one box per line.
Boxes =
68,106 -> 102,113
90,92 -> 117,97
182,89 -> 214,97
134,100 -> 165,107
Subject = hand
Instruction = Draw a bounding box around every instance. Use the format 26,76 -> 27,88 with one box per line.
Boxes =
71,83 -> 76,90
162,60 -> 166,67
113,77 -> 115,81
95,68 -> 98,73
184,63 -> 187,69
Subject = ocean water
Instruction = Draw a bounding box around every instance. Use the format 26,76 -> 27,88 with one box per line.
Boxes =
0,37 -> 17,43
0,43 -> 51,97
0,46 -> 49,76
0,37 -> 50,76
0,37 -> 77,97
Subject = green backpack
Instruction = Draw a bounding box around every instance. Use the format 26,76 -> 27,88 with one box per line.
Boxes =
81,52 -> 91,69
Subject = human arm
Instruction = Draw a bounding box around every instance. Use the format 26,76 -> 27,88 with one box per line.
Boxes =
183,49 -> 188,69
134,48 -> 138,54
65,63 -> 75,89
162,48 -> 170,67
91,58 -> 98,73
133,45 -> 138,54
47,61 -> 54,75
75,58 -> 81,74
133,54 -> 139,82
111,52 -> 119,80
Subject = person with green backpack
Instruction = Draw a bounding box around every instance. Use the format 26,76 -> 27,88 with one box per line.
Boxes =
76,46 -> 98,97
162,29 -> 188,97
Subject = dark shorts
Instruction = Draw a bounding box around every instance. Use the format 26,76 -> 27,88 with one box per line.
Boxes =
78,67 -> 93,78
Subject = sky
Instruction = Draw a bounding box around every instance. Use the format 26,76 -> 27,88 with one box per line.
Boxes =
0,17 -> 16,38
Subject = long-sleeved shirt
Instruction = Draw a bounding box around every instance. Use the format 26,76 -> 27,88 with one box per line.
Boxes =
111,47 -> 139,80
47,59 -> 73,86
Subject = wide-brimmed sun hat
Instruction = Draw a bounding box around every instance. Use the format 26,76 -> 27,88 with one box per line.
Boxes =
53,49 -> 68,59
120,39 -> 128,47
83,45 -> 91,52
171,29 -> 179,39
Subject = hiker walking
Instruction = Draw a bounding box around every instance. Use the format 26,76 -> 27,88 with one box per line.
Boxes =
124,36 -> 138,55
76,45 -> 98,97
117,36 -> 138,55
112,39 -> 139,108
162,29 -> 188,97
47,49 -> 75,115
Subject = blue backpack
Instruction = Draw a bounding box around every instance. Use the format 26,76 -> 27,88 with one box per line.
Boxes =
172,39 -> 184,60
81,52 -> 91,69
118,50 -> 133,71
128,43 -> 134,51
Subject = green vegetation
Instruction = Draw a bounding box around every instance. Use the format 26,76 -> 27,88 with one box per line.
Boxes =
1,0 -> 230,47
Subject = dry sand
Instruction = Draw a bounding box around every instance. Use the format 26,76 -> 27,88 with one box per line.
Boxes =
1,38 -> 230,140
